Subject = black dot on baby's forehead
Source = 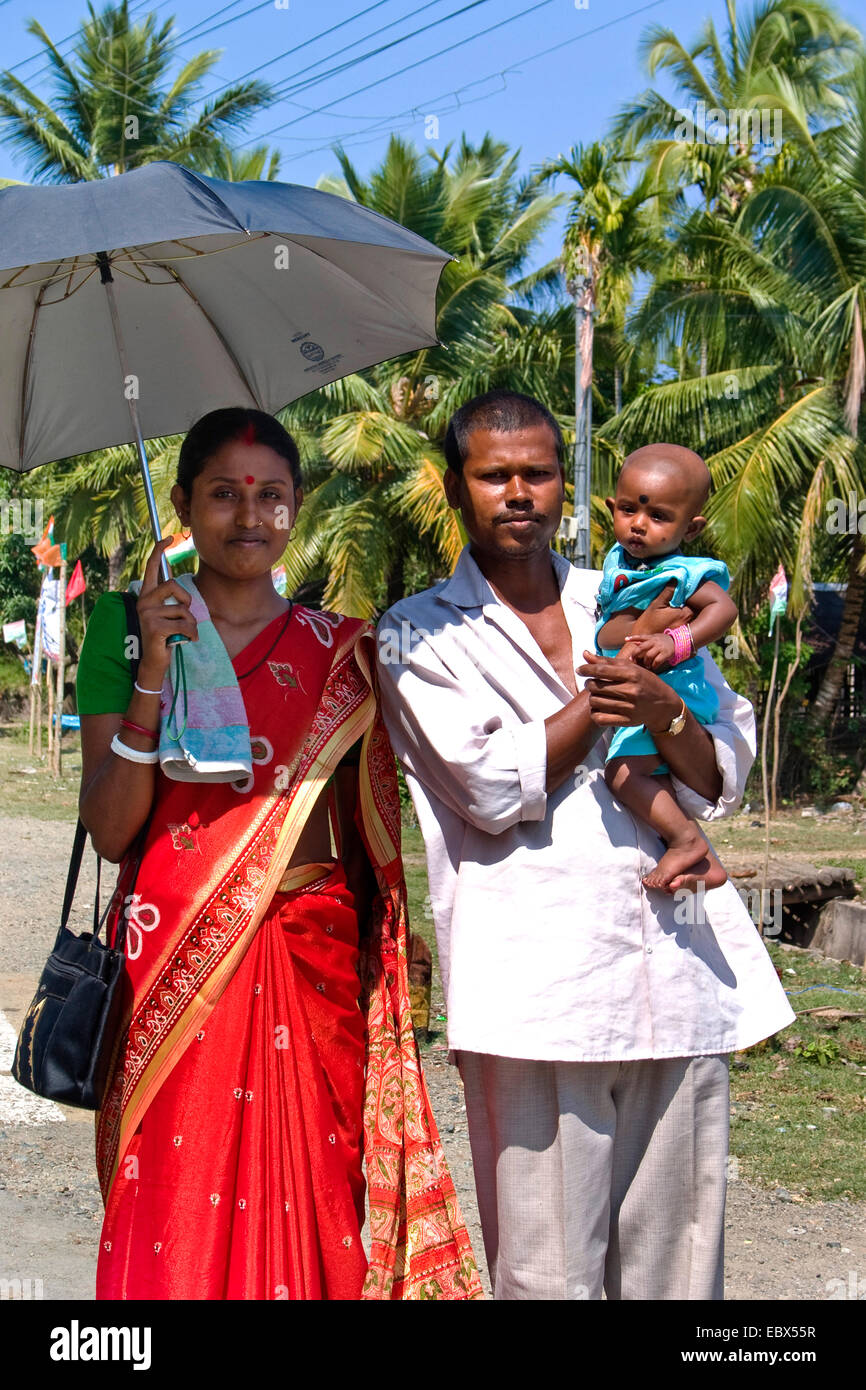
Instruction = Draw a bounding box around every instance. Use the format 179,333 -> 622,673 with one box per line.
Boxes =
638,494 -> 649,503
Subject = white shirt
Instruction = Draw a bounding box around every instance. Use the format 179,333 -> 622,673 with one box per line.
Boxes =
377,546 -> 794,1062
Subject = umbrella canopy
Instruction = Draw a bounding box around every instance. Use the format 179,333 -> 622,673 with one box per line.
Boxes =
0,161 -> 450,473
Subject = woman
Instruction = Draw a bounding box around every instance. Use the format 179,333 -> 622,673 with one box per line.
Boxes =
77,407 -> 480,1301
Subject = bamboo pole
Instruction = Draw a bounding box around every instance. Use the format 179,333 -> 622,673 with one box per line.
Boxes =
31,578 -> 45,757
46,651 -> 54,761
54,551 -> 67,778
770,614 -> 804,817
760,622 -> 782,938
28,615 -> 41,756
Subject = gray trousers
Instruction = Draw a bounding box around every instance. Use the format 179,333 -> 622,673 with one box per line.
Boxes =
457,1052 -> 729,1301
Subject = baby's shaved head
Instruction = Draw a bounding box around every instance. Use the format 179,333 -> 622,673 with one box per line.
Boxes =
620,443 -> 711,516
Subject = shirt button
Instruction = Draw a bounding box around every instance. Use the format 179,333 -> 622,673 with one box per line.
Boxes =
646,945 -> 653,955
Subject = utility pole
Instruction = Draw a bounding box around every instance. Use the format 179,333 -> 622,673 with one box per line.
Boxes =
569,266 -> 593,569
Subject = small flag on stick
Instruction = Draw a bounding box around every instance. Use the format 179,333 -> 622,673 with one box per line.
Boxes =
164,532 -> 196,565
31,516 -> 62,569
768,564 -> 788,634
3,619 -> 27,648
65,559 -> 86,605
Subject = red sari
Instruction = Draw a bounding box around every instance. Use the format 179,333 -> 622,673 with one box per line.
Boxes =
95,606 -> 481,1300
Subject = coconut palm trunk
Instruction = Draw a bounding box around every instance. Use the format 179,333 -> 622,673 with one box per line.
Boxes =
108,525 -> 128,590
809,532 -> 866,725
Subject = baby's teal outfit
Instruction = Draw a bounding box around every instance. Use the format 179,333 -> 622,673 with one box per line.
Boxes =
596,543 -> 730,766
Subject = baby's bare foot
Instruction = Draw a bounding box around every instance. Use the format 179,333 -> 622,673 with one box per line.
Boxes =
642,828 -> 727,894
666,847 -> 727,895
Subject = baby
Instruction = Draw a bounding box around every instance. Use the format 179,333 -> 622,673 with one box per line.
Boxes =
596,443 -> 738,894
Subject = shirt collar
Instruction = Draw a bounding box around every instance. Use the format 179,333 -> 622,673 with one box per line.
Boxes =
440,544 -> 599,617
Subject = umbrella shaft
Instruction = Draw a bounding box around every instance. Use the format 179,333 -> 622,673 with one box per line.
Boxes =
100,266 -> 170,585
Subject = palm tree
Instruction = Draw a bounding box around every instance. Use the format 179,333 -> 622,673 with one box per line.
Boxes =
203,144 -> 281,183
0,0 -> 273,182
611,0 -> 862,451
47,437 -> 179,587
0,2 -> 277,583
598,58 -> 866,725
768,54 -> 866,723
278,134 -> 573,617
537,142 -> 667,564
612,0 -> 861,211
541,143 -> 667,404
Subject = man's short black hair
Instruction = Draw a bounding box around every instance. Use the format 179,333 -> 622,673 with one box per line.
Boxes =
443,389 -> 565,475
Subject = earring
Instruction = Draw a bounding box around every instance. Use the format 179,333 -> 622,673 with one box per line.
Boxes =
180,528 -> 191,540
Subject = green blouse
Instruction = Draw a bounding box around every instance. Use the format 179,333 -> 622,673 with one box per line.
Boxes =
76,592 -> 135,715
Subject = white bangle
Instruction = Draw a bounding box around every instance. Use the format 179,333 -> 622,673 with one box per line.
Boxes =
134,679 -> 163,696
111,732 -> 159,764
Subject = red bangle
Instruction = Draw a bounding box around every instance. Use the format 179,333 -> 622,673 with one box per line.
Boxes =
120,717 -> 158,741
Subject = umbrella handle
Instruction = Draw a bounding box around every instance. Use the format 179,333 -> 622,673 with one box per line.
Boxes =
162,589 -> 191,647
160,588 -> 189,647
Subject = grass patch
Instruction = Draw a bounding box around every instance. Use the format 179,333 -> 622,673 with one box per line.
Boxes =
401,823 -> 438,969
714,807 -> 866,861
0,649 -> 29,696
731,942 -> 866,1198
0,723 -> 82,821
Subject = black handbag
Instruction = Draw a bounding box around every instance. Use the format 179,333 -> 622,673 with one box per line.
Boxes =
12,589 -> 150,1110
12,820 -> 133,1108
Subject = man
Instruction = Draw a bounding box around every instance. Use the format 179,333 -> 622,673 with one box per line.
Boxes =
376,389 -> 793,1301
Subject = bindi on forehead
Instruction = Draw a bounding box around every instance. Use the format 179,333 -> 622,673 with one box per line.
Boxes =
244,475 -> 255,485
618,472 -> 677,507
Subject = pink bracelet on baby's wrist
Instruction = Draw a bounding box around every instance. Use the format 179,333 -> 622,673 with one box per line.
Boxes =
663,624 -> 694,664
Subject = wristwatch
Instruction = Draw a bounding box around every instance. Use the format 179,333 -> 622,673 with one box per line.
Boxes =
655,697 -> 687,737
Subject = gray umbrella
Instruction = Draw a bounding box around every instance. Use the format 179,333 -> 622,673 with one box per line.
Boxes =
0,160 -> 450,578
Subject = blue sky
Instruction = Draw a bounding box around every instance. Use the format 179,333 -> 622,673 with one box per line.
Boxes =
1,0 -> 862,271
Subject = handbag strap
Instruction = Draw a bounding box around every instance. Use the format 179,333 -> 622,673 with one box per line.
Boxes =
120,589 -> 142,683
59,589 -> 148,951
53,817 -> 105,948
60,816 -> 90,931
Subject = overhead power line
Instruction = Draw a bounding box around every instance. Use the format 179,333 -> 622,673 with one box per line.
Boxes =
1,1 -> 279,139
251,0 -> 558,143
267,0 -> 669,160
5,0 -> 156,77
198,0 -> 404,100
262,0 -> 498,108
4,0 -> 268,90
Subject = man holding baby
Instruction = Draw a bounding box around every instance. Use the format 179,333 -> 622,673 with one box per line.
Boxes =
376,388 -> 793,1301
